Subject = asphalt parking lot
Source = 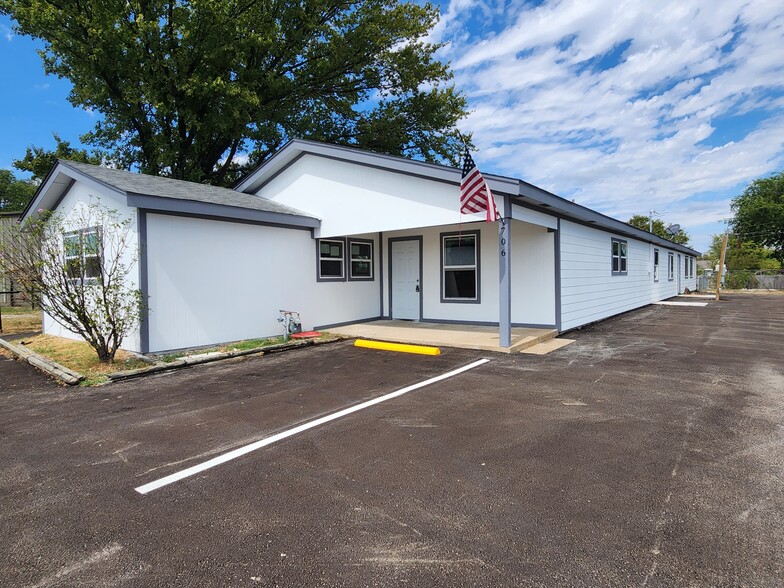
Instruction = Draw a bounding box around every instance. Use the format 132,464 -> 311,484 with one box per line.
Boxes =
1,293 -> 783,587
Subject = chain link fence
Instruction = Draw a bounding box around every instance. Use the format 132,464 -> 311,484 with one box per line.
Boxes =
698,270 -> 784,291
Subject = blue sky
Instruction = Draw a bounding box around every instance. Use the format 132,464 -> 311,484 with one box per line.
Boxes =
2,1 -> 784,253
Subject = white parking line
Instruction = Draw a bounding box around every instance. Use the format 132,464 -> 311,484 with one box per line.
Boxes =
135,358 -> 491,494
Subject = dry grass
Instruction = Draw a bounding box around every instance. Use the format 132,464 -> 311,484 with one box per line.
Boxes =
20,334 -> 149,382
0,309 -> 42,336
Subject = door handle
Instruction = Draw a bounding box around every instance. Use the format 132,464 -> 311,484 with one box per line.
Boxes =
415,285 -> 420,293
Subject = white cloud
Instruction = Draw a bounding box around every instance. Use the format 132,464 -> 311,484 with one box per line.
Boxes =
437,0 -> 784,250
1,24 -> 13,42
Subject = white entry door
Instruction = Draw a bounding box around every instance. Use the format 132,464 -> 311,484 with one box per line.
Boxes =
391,239 -> 420,320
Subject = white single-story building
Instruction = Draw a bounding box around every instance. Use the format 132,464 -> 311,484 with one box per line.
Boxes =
23,140 -> 699,353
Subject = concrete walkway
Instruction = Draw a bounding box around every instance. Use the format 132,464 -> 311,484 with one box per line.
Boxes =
325,320 -> 558,353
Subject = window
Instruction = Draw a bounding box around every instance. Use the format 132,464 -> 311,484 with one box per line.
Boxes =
688,257 -> 694,279
653,249 -> 659,282
611,238 -> 628,275
668,253 -> 674,281
442,232 -> 479,302
64,227 -> 101,284
349,240 -> 373,280
318,239 -> 344,280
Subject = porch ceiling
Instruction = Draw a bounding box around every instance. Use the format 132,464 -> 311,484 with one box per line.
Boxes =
325,320 -> 557,354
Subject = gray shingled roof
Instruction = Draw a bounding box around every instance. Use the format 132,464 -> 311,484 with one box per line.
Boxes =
60,160 -> 317,219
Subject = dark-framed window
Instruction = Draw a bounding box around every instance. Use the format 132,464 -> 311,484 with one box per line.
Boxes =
441,231 -> 479,302
611,238 -> 628,275
349,239 -> 374,280
317,238 -> 345,280
64,227 -> 101,284
668,252 -> 674,281
653,248 -> 660,282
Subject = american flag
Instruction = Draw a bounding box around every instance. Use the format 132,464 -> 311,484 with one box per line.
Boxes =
460,147 -> 499,222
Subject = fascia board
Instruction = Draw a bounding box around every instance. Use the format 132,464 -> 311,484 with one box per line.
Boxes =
235,139 -> 520,196
21,162 -> 126,220
126,193 -> 321,229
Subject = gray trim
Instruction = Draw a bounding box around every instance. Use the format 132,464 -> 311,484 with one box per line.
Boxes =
499,196 -> 512,348
347,237 -> 375,281
316,237 -> 347,282
388,236 -> 423,321
126,193 -> 319,229
48,179 -> 76,216
420,318 -> 557,329
440,230 -> 481,304
314,316 -> 383,330
137,210 -> 150,354
554,218 -> 562,332
611,237 -> 628,275
378,232 -> 384,317
22,162 -> 118,221
233,139 -> 699,257
235,138 -> 520,196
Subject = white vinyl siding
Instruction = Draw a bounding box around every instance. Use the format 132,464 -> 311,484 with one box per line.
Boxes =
560,220 -> 680,331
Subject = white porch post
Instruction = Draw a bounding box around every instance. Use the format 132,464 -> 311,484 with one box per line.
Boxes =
499,195 -> 512,348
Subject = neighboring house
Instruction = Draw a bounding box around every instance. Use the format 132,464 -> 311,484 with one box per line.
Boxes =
21,140 -> 700,353
0,211 -> 22,306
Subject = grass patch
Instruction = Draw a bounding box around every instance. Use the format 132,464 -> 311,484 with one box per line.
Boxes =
0,309 -> 42,336
220,336 -> 286,352
21,334 -> 149,383
0,306 -> 35,315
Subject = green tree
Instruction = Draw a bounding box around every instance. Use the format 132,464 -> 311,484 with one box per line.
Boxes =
0,202 -> 144,362
628,214 -> 690,245
730,171 -> 784,262
706,234 -> 781,271
0,169 -> 36,212
14,134 -> 104,183
2,0 -> 468,187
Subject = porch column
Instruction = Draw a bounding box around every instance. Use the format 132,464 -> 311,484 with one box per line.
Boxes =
499,195 -> 512,348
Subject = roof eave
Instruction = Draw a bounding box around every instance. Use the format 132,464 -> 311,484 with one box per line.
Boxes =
126,193 -> 320,229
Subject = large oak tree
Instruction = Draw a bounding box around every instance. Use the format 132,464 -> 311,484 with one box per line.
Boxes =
2,0 -> 468,185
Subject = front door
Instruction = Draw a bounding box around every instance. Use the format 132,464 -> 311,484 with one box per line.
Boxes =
391,239 -> 420,320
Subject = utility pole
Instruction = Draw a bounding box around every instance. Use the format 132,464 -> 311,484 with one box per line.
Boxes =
715,233 -> 728,301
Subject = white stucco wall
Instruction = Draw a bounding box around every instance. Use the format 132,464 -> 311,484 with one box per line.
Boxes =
380,220 -> 555,326
42,181 -> 141,351
254,154 -> 512,237
559,220 -> 692,331
144,213 -> 380,352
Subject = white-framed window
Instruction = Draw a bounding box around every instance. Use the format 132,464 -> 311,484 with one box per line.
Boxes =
668,252 -> 674,281
64,227 -> 101,284
349,239 -> 373,280
317,239 -> 345,280
612,238 -> 628,275
688,257 -> 694,279
441,232 -> 479,302
653,249 -> 660,282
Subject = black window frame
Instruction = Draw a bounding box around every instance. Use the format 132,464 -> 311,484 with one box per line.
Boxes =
348,238 -> 374,281
316,238 -> 346,282
611,238 -> 628,275
440,230 -> 481,303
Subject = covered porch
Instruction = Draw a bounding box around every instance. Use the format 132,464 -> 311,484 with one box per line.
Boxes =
326,320 -> 558,354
